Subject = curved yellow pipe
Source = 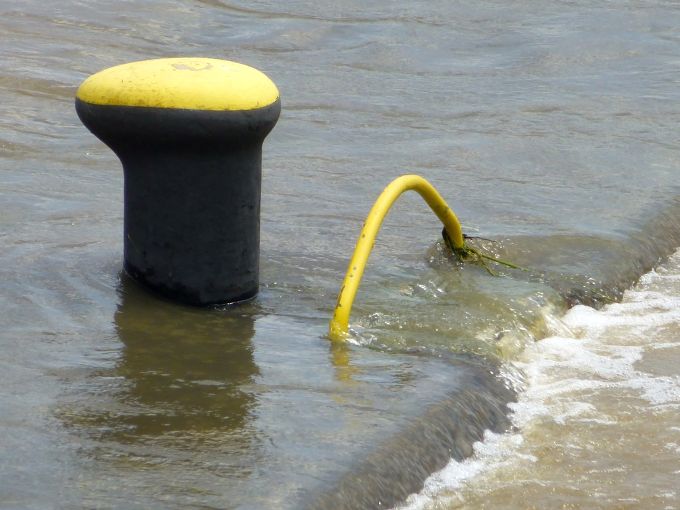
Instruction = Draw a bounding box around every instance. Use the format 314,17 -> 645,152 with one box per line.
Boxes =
329,175 -> 465,341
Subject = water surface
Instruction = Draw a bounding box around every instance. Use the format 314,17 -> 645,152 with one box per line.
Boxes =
2,1 -> 680,508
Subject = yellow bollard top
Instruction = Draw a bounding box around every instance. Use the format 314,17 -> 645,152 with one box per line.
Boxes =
76,58 -> 279,112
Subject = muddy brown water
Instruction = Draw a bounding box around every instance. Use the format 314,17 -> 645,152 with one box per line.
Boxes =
2,1 -> 680,508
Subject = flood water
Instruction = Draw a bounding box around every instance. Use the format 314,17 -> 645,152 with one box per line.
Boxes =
399,249 -> 680,510
2,1 -> 680,508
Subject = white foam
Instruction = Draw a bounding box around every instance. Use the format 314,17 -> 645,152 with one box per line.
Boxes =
627,375 -> 680,406
394,247 -> 680,510
396,431 -> 531,510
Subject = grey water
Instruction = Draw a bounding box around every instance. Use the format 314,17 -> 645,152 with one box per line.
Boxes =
2,1 -> 680,508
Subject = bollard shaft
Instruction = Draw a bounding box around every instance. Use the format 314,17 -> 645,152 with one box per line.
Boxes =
76,58 -> 280,305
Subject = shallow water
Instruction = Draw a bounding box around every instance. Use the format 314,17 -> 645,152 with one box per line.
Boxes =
399,248 -> 680,510
2,1 -> 680,508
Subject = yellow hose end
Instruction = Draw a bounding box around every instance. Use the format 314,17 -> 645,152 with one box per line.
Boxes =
328,174 -> 465,342
329,319 -> 348,342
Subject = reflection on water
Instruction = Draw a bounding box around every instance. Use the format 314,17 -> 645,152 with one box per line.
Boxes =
112,275 -> 259,438
52,275 -> 268,506
61,275 -> 259,444
329,340 -> 361,384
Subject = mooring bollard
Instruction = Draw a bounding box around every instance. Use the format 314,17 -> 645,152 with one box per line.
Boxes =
76,58 -> 280,305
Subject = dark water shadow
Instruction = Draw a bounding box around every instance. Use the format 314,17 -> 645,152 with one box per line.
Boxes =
60,273 -> 261,448
109,274 -> 260,439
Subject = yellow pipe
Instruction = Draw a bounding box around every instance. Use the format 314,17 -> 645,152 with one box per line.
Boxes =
329,175 -> 465,341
